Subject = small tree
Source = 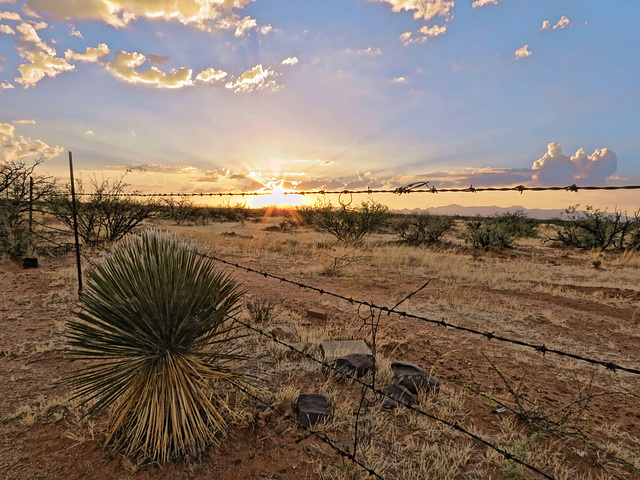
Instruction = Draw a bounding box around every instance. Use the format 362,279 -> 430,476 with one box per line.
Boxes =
48,174 -> 155,245
67,230 -> 244,463
547,205 -> 638,251
314,200 -> 390,244
395,213 -> 454,245
461,210 -> 538,250
0,156 -> 56,255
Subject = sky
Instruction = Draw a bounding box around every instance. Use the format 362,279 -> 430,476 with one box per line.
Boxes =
1,0 -> 639,211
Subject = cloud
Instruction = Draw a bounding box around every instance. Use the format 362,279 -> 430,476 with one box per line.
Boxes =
0,23 -> 15,34
341,47 -> 382,56
68,24 -> 82,38
14,22 -> 75,88
472,0 -> 500,8
105,50 -> 194,89
540,16 -> 571,31
225,64 -> 280,93
401,24 -> 447,45
370,0 -> 454,23
148,54 -> 170,64
196,167 -> 231,183
84,130 -> 94,135
23,0 -> 267,34
0,122 -> 63,161
281,56 -> 299,66
514,44 -> 532,59
0,81 -> 14,89
195,67 -> 228,82
531,142 -> 617,185
13,119 -> 36,124
0,10 -> 20,20
393,76 -> 406,82
64,43 -> 110,63
317,159 -> 334,166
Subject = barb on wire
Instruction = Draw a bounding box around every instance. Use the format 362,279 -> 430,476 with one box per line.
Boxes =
225,378 -> 385,480
232,316 -> 555,479
198,251 -> 640,377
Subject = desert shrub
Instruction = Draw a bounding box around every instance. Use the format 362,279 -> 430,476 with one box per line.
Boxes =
245,297 -> 277,323
0,156 -> 56,256
314,200 -> 390,244
546,205 -> 639,251
66,230 -> 244,462
161,196 -> 202,225
47,174 -> 156,245
395,213 -> 454,245
462,217 -> 514,250
461,210 -> 538,250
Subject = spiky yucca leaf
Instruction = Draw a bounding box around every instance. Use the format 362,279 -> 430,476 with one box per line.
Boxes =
67,230 -> 244,463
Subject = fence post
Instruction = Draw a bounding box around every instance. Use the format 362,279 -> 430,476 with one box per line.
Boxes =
69,151 -> 83,297
28,176 -> 33,234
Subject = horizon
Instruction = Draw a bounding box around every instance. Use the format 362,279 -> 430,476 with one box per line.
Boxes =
1,0 -> 639,212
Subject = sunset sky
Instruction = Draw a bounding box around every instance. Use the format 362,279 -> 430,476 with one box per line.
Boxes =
1,0 -> 639,211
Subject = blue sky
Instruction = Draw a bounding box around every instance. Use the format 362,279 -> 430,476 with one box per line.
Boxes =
1,0 -> 639,209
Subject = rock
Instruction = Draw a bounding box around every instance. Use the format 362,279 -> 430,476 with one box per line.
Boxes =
296,394 -> 332,427
320,339 -> 371,360
307,308 -> 328,321
268,326 -> 300,342
333,354 -> 375,378
381,384 -> 415,409
391,360 -> 441,394
22,257 -> 38,269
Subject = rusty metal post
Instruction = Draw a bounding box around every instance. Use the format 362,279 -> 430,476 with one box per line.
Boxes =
69,151 -> 83,297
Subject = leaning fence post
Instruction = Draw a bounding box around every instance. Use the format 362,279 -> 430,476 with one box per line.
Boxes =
68,151 -> 83,297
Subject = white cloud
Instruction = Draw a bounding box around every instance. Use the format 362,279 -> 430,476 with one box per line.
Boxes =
514,44 -> 532,59
0,10 -> 21,20
105,50 -> 194,89
23,0 -> 267,34
225,64 -> 280,93
14,22 -> 75,88
13,119 -> 36,124
0,81 -> 14,89
68,24 -> 82,38
130,130 -> 137,136
393,76 -> 406,82
540,16 -> 571,31
195,67 -> 228,82
370,0 -> 454,23
317,159 -> 333,166
64,43 -> 110,63
531,142 -> 617,185
0,122 -> 63,161
341,47 -> 382,56
402,23 -> 447,45
472,0 -> 500,8
84,130 -> 94,135
281,56 -> 299,66
0,23 -> 15,34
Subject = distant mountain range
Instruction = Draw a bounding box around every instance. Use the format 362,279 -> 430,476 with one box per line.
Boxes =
394,204 -> 566,219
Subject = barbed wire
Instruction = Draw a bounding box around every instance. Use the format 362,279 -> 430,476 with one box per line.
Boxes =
231,315 -> 555,479
196,251 -> 640,377
224,378 -> 385,480
70,183 -> 640,198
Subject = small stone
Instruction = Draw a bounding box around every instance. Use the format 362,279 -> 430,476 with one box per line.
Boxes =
391,360 -> 441,394
22,257 -> 38,269
268,326 -> 300,342
296,394 -> 332,426
307,308 -> 328,321
320,339 -> 371,359
381,384 -> 415,409
333,354 -> 374,378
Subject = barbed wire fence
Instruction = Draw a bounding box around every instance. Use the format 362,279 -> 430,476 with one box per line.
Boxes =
40,173 -> 640,479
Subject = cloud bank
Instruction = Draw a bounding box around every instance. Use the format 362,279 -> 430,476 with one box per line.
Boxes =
0,122 -> 63,161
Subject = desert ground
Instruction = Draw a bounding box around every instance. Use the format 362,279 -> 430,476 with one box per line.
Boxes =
1,216 -> 639,480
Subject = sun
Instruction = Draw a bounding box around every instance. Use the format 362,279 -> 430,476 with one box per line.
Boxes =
250,180 -> 304,208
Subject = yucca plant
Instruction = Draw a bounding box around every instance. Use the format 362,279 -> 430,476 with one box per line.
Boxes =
67,230 -> 244,463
